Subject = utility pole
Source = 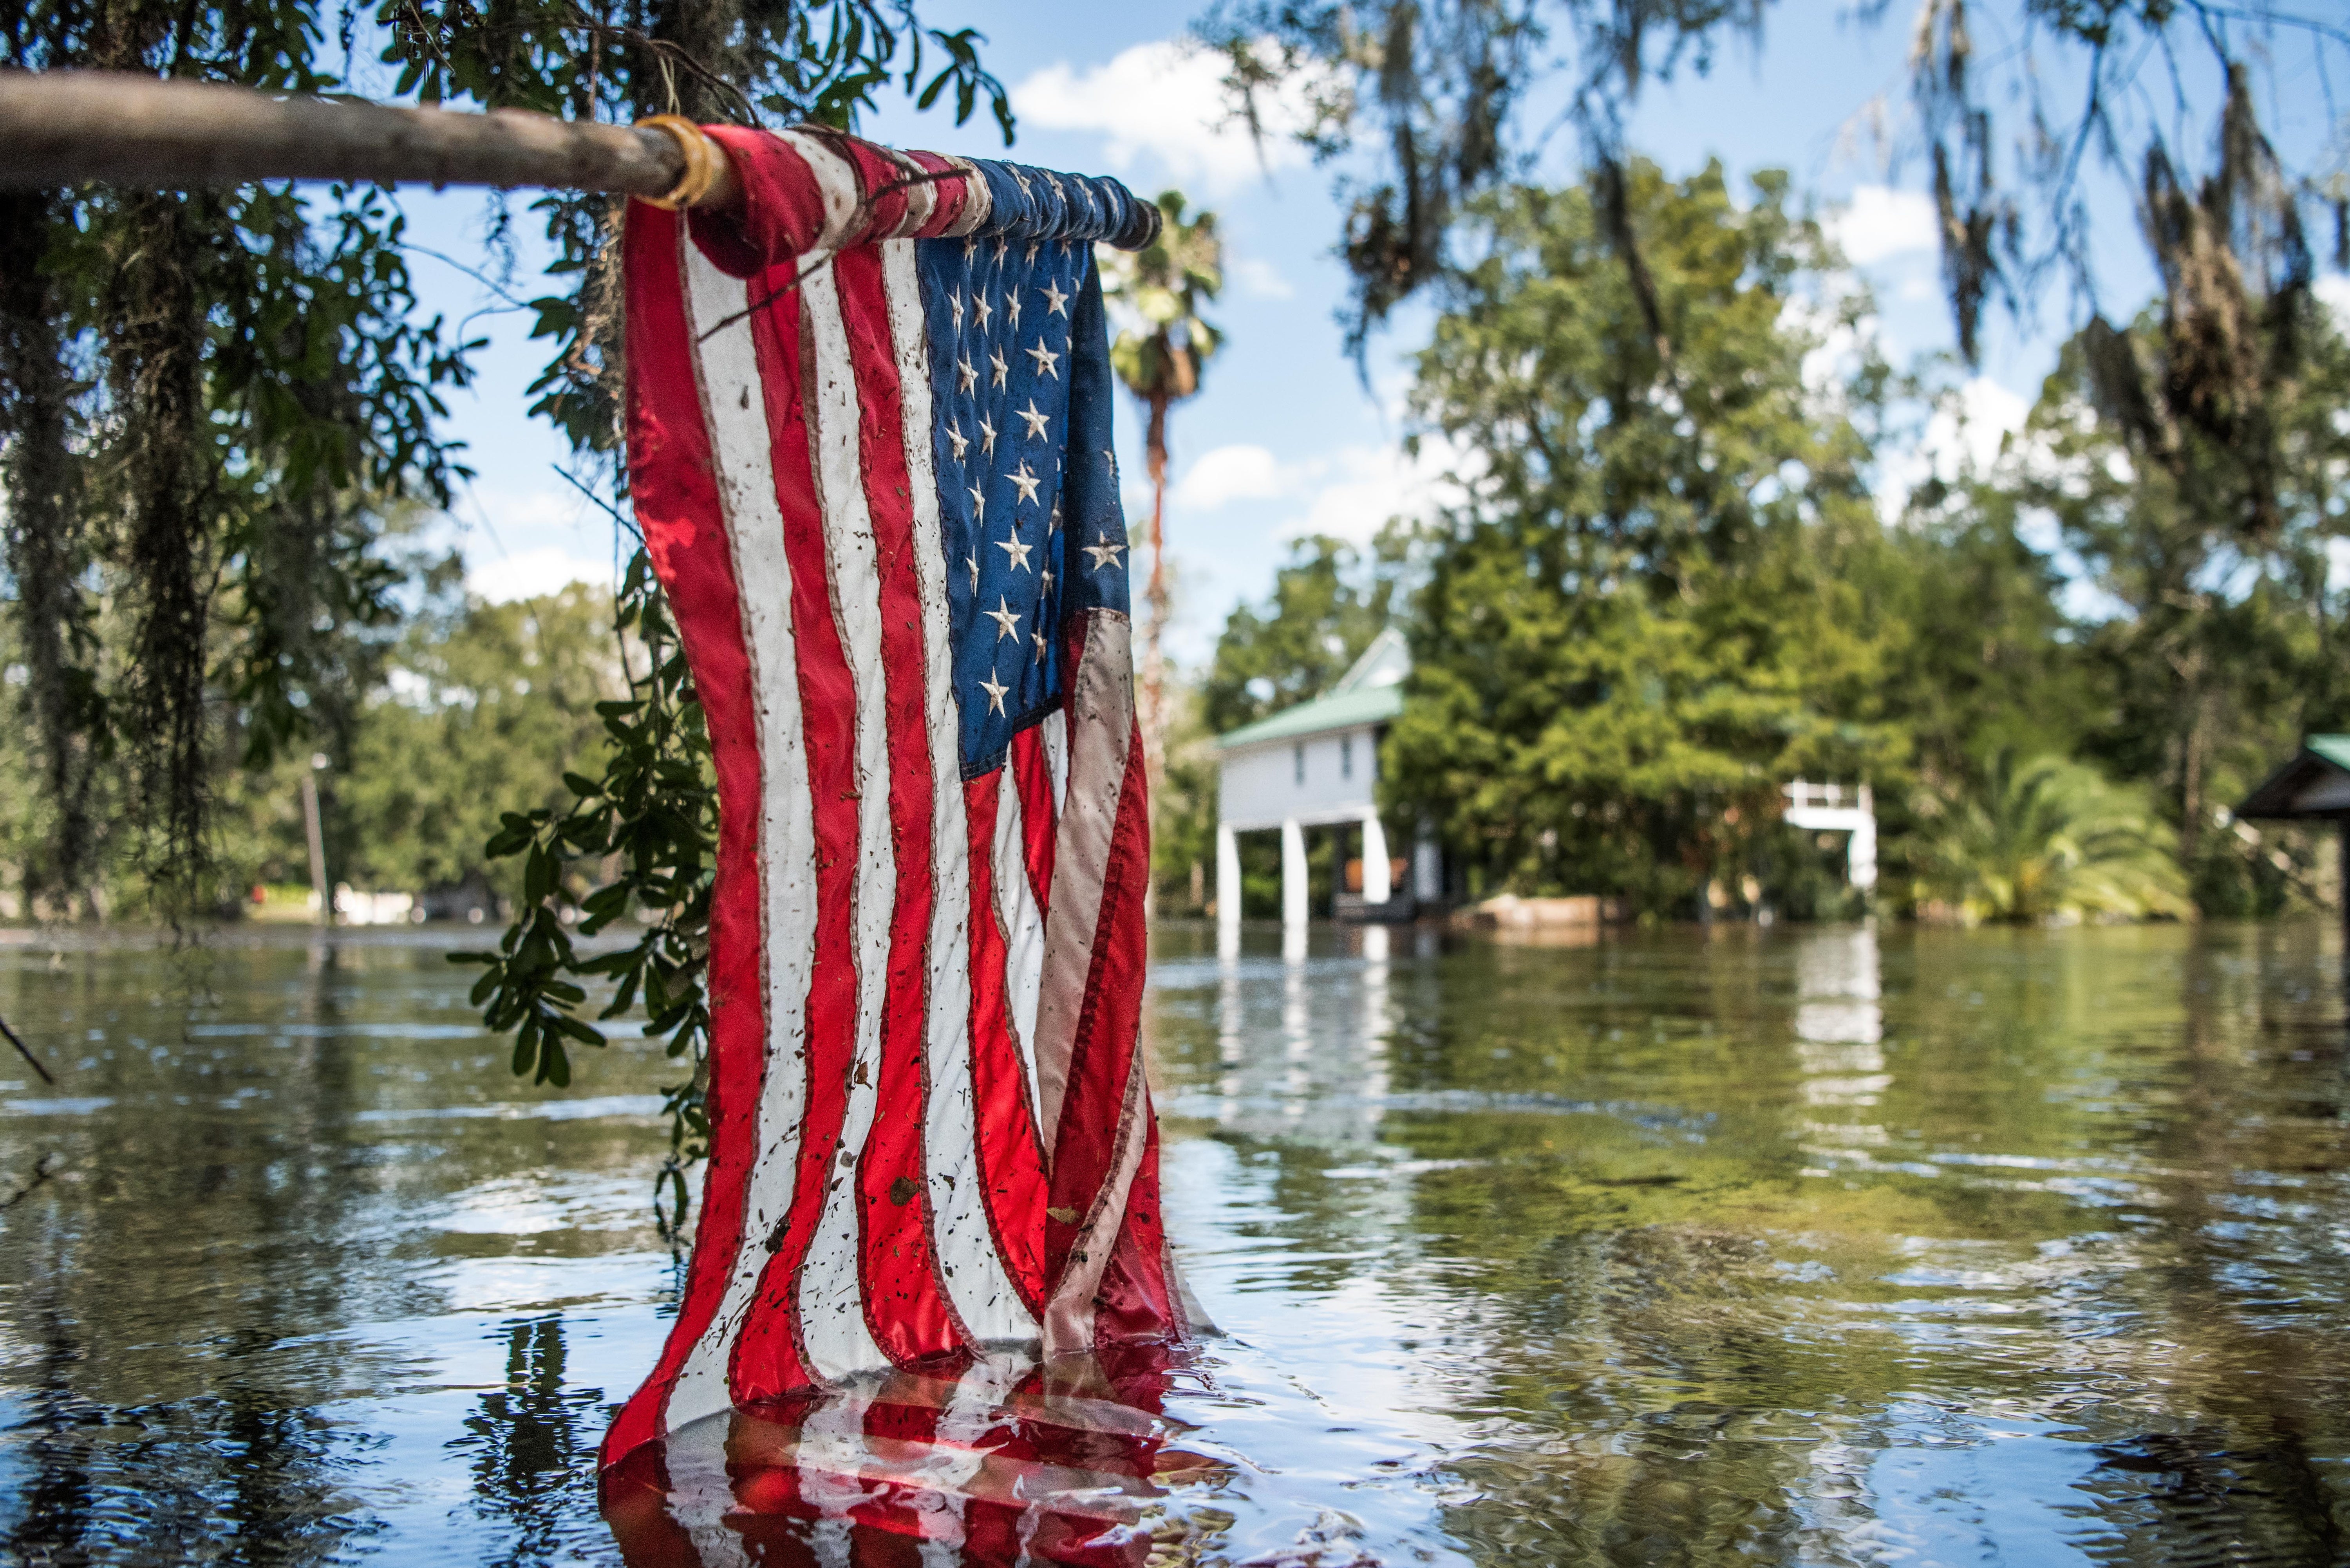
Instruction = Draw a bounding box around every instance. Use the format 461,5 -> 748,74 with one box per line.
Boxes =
301,753 -> 330,925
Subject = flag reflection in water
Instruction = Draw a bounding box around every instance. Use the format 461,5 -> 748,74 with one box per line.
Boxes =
602,1342 -> 1229,1566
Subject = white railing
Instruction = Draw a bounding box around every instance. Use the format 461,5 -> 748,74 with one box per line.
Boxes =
1783,779 -> 1873,813
1780,780 -> 1878,892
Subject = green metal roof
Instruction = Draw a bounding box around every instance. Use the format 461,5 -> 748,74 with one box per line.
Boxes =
2308,734 -> 2350,771
2236,735 -> 2350,819
1215,683 -> 1403,751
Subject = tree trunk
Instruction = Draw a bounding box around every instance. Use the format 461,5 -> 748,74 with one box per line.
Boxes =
2179,679 -> 2209,870
1141,392 -> 1172,822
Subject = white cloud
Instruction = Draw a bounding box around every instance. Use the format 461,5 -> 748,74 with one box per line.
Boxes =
1175,443 -> 1292,508
2319,273 -> 2350,325
470,546 -> 610,603
1166,436 -> 1468,544
1229,255 -> 1295,300
1285,442 -> 1464,544
1929,376 -> 2031,474
1010,40 -> 1312,195
461,482 -> 586,537
1829,185 -> 1938,266
1880,374 -> 2032,513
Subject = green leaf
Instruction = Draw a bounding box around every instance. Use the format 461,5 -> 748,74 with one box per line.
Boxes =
523,844 -> 556,907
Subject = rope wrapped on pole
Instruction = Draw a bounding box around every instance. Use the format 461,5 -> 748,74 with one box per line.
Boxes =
0,69 -> 740,207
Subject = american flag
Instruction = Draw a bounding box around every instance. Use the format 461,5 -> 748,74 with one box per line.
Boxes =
603,127 -> 1196,1472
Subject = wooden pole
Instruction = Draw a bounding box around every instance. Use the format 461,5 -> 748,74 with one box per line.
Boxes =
0,69 -> 738,206
301,764 -> 330,927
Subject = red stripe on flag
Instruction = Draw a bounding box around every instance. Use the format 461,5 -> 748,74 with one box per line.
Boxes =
1089,1115 -> 1178,1349
964,775 -> 1050,1312
1009,724 -> 1058,912
905,149 -> 973,237
1043,707 -> 1153,1291
828,245 -> 969,1366
831,135 -> 918,249
690,127 -> 833,278
602,207 -> 770,1465
722,257 -> 858,1404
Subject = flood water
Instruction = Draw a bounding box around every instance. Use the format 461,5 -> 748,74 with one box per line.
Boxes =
3,919 -> 2348,1565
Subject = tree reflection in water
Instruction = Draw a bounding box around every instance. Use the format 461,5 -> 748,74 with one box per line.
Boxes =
456,1313 -> 608,1566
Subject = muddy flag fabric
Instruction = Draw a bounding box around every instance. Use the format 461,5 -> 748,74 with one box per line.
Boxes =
602,128 -> 1192,1467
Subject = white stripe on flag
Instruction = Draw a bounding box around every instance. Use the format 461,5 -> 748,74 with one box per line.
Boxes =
666,240 -> 818,1431
993,765 -> 1048,1129
777,130 -> 867,252
1041,707 -> 1069,819
795,258 -> 897,1381
884,149 -> 938,234
1030,612 -> 1136,1153
938,157 -> 992,237
879,239 -> 1039,1345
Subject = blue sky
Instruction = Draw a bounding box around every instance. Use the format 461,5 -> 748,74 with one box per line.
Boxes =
392,4 -> 2338,661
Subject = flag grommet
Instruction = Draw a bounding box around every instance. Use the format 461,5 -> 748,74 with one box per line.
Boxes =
634,115 -> 727,210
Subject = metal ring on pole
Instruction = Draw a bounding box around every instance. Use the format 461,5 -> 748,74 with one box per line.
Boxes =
633,115 -> 726,210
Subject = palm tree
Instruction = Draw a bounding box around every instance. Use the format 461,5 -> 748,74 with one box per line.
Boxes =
1101,191 -> 1223,802
1911,753 -> 2193,923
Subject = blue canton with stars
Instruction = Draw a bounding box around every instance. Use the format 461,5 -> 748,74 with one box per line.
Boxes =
918,160 -> 1137,780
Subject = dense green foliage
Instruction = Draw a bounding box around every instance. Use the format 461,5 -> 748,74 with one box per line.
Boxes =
1385,162 -> 1908,912
1195,156 -> 2346,920
0,572 -> 622,914
1911,753 -> 2193,923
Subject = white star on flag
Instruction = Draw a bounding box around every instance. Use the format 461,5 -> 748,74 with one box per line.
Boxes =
1025,339 -> 1061,380
956,357 -> 976,394
997,533 -> 1034,572
1040,279 -> 1070,317
989,348 -> 1010,388
949,289 -> 964,329
965,553 -> 978,591
1083,535 -> 1125,572
968,483 -> 986,521
972,293 -> 993,331
979,416 -> 998,457
1032,629 -> 1049,663
1016,400 -> 1050,440
983,596 -> 1021,641
978,670 -> 1010,715
946,422 -> 969,461
1007,461 -> 1041,505
1006,291 -> 1022,329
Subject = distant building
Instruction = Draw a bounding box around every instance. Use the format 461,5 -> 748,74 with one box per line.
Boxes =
1212,629 -> 1436,954
2235,734 -> 2350,941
